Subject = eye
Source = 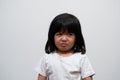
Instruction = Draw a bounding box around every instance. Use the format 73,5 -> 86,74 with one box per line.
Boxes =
68,33 -> 74,36
55,32 -> 62,36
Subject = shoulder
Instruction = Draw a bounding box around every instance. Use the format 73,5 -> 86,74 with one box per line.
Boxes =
75,52 -> 87,58
40,53 -> 55,61
74,52 -> 89,63
40,53 -> 51,59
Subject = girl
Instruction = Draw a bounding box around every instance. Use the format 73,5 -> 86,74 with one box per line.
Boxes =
36,13 -> 95,80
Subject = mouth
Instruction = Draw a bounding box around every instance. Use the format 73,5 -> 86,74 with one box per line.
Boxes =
60,43 -> 68,47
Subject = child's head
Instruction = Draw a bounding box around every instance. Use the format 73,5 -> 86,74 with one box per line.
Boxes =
45,13 -> 86,54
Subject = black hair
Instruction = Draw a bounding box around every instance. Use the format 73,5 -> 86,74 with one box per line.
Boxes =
45,13 -> 86,54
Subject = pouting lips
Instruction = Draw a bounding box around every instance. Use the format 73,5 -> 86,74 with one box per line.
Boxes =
60,43 -> 68,47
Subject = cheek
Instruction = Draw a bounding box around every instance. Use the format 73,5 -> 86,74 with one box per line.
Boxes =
71,39 -> 76,45
54,37 -> 59,45
71,37 -> 76,43
69,38 -> 76,46
73,38 -> 76,45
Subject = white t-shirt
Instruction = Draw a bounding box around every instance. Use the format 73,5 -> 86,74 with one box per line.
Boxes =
35,52 -> 95,80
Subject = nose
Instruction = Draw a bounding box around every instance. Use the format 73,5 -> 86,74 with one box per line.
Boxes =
61,35 -> 68,41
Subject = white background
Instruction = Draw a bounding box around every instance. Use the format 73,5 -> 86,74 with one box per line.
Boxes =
0,0 -> 120,80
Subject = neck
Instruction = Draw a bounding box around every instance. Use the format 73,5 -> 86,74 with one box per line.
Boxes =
56,50 -> 74,57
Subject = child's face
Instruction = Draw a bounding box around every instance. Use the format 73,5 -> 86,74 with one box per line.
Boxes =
54,31 -> 75,53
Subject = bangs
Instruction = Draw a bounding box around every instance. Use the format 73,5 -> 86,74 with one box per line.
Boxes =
53,20 -> 79,34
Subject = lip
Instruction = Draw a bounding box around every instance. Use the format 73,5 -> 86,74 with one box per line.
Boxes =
60,43 -> 68,47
